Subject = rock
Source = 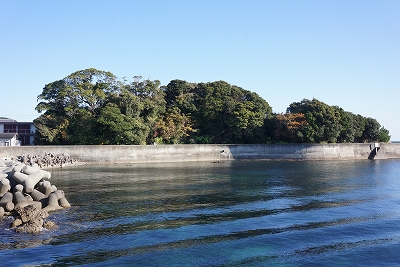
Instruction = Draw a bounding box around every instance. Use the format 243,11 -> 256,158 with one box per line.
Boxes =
15,203 -> 42,223
43,220 -> 57,229
10,218 -> 23,228
0,206 -> 4,220
40,209 -> 49,219
15,217 -> 43,233
12,203 -> 53,233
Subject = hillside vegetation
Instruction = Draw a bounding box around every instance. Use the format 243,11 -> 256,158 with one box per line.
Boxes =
34,68 -> 390,145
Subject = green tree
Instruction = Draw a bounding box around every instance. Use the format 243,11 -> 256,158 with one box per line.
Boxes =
336,109 -> 356,143
34,69 -> 390,145
65,108 -> 97,144
35,68 -> 121,144
36,68 -> 120,116
97,102 -> 146,144
361,117 -> 381,142
194,81 -> 272,143
34,70 -> 167,145
337,111 -> 369,143
352,114 -> 367,143
33,113 -> 69,145
160,79 -> 198,143
97,88 -> 150,144
378,127 -> 391,142
286,99 -> 390,143
287,98 -> 342,143
163,79 -> 197,114
126,76 -> 166,144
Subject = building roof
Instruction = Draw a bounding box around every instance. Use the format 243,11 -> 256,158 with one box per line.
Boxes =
0,117 -> 33,124
0,133 -> 19,140
0,117 -> 17,123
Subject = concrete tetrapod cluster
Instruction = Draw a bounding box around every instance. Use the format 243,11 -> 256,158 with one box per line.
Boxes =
0,159 -> 71,233
16,153 -> 77,168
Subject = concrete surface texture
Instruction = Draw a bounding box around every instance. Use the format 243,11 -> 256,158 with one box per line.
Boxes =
0,143 -> 400,165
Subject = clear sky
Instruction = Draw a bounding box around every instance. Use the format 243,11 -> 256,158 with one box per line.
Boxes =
1,1 -> 399,140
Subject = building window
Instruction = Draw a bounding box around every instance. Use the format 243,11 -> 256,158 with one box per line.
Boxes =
4,124 -> 17,133
17,124 -> 31,134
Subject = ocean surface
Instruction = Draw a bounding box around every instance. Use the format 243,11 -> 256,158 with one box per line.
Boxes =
1,159 -> 400,266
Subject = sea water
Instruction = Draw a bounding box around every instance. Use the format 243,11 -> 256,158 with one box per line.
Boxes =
1,159 -> 400,266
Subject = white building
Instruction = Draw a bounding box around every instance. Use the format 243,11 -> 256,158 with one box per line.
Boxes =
0,118 -> 35,146
0,133 -> 21,146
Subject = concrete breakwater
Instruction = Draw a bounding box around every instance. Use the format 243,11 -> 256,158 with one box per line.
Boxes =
0,143 -> 400,164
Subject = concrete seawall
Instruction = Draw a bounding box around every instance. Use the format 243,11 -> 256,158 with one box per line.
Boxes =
1,143 -> 400,164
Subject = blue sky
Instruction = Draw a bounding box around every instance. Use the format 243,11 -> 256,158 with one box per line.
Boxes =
1,1 -> 399,140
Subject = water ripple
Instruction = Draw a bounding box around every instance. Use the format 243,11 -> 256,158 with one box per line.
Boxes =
2,160 -> 400,266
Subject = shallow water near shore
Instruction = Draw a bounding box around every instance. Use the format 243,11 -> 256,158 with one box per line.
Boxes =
1,159 -> 400,266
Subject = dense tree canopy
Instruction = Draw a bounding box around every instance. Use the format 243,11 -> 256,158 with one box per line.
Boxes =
190,81 -> 272,143
35,69 -> 166,145
264,98 -> 390,143
287,98 -> 342,143
34,69 -> 390,145
35,69 -> 120,144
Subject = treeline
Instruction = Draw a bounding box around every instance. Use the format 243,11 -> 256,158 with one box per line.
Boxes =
33,68 -> 390,145
266,99 -> 390,143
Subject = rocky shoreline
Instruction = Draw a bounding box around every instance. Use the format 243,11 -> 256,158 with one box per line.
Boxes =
0,153 -> 75,233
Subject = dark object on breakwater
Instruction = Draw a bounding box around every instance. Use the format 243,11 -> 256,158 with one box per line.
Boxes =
368,143 -> 381,159
0,156 -> 71,233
